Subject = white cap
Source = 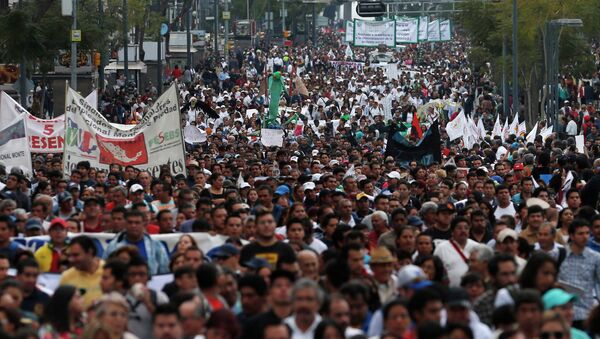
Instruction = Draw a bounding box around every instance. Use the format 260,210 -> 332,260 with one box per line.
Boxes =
312,150 -> 319,156
312,174 -> 322,182
130,184 -> 144,193
302,182 -> 316,191
290,156 -> 298,162
396,265 -> 427,288
387,171 -> 401,180
329,159 -> 340,167
498,228 -> 518,242
240,182 -> 251,189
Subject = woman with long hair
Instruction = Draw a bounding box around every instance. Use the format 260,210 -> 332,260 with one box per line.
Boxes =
200,173 -> 226,205
39,285 -> 84,339
92,292 -> 136,339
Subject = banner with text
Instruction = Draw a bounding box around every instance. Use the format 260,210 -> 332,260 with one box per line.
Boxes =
63,85 -> 186,177
427,19 -> 441,42
0,117 -> 32,176
353,19 -> 396,47
1,91 -> 99,153
395,17 -> 419,44
440,20 -> 451,41
418,16 -> 429,41
345,20 -> 354,42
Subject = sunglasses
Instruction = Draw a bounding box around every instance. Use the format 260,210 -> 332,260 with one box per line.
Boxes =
541,332 -> 564,339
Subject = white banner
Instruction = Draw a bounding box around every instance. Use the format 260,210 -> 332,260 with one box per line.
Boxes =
353,19 -> 396,47
15,232 -> 227,259
0,91 -> 100,154
440,20 -> 451,41
183,125 -> 207,144
427,20 -> 441,42
261,128 -> 284,147
418,16 -> 429,41
63,85 -> 186,177
395,17 -> 419,44
0,117 -> 32,176
345,20 -> 354,42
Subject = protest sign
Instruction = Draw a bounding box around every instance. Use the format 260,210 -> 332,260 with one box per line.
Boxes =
440,20 -> 452,41
345,20 -> 354,42
427,20 -> 441,42
0,116 -> 32,176
353,19 -> 396,47
63,85 -> 186,177
395,17 -> 419,44
261,128 -> 284,147
418,16 -> 429,41
14,232 -> 227,259
183,125 -> 207,143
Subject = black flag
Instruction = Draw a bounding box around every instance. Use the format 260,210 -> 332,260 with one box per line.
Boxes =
196,100 -> 220,119
385,121 -> 442,166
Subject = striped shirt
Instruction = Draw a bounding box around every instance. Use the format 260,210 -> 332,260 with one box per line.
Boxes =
558,247 -> 600,321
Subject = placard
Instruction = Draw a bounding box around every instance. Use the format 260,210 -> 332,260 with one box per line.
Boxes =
440,20 -> 451,41
353,19 -> 396,48
63,85 -> 186,177
395,17 -> 419,44
427,20 -> 441,42
418,16 -> 429,41
345,20 -> 354,42
261,128 -> 284,147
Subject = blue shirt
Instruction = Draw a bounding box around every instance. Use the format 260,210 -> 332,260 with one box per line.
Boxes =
127,238 -> 148,260
558,246 -> 600,321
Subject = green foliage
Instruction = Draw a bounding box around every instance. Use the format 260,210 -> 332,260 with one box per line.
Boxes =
0,9 -> 46,62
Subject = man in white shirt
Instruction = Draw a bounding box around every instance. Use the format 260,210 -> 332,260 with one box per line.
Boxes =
493,185 -> 516,221
566,114 -> 578,136
434,216 -> 479,286
284,278 -> 323,339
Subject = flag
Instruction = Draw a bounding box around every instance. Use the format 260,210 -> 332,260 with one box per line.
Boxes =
237,172 -> 245,188
411,112 -> 423,139
446,111 -> 466,141
508,114 -> 519,136
265,72 -> 285,128
385,121 -> 442,166
476,117 -> 486,140
526,122 -> 538,143
492,115 -> 502,139
283,113 -> 299,125
344,164 -> 355,179
196,100 -> 219,119
345,45 -> 354,60
293,119 -> 304,136
539,126 -> 553,141
502,118 -> 509,141
517,121 -> 527,138
294,76 -> 309,97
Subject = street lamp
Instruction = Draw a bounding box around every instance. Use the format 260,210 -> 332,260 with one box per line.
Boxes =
546,18 -> 583,132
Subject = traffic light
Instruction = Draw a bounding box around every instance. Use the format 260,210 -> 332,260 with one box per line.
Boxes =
356,0 -> 386,17
93,52 -> 101,67
283,30 -> 291,38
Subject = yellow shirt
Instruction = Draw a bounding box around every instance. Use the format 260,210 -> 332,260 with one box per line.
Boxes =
59,260 -> 104,309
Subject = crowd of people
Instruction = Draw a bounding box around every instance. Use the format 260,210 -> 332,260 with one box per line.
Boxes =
2,23 -> 600,339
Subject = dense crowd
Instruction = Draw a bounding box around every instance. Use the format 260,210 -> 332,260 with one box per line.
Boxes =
2,25 -> 600,339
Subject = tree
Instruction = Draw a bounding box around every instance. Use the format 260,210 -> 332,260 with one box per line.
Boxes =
457,0 -> 600,126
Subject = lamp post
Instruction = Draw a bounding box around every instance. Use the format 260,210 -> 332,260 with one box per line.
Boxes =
511,0 -> 518,116
546,18 -> 583,132
123,0 -> 129,82
71,0 -> 78,90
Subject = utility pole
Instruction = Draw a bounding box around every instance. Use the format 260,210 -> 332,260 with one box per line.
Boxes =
214,0 -> 219,58
281,0 -> 285,44
123,0 -> 129,82
502,35 -> 507,116
17,0 -> 26,106
511,0 -> 518,116
187,6 -> 192,67
71,0 -> 78,90
224,0 -> 229,62
312,3 -> 316,47
98,0 -> 105,90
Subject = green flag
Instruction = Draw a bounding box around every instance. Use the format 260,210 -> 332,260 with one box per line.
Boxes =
266,72 -> 285,128
284,113 -> 299,125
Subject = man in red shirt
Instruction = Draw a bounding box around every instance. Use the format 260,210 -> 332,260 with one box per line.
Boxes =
82,197 -> 103,232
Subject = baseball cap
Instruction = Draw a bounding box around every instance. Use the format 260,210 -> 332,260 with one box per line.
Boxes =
497,228 -> 518,242
407,216 -> 424,227
543,288 -> 578,310
208,244 -> 240,259
290,156 -> 299,163
387,171 -> 401,180
275,185 -> 291,196
302,182 -> 316,191
25,218 -> 43,231
356,192 -> 373,201
446,287 -> 471,309
57,191 -> 73,203
370,247 -> 397,265
240,182 -> 251,189
84,196 -> 101,206
49,218 -> 68,229
244,258 -> 271,270
397,264 -> 427,289
67,182 -> 80,191
129,184 -> 144,193
437,202 -> 456,214
513,163 -> 524,171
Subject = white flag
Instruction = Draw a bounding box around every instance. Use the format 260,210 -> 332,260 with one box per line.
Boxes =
345,45 -> 354,59
446,112 -> 467,141
476,117 -> 486,140
502,118 -> 509,141
517,121 -> 527,138
526,122 -> 538,143
539,126 -> 553,141
344,164 -> 356,179
492,115 -> 502,139
508,115 -> 519,136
